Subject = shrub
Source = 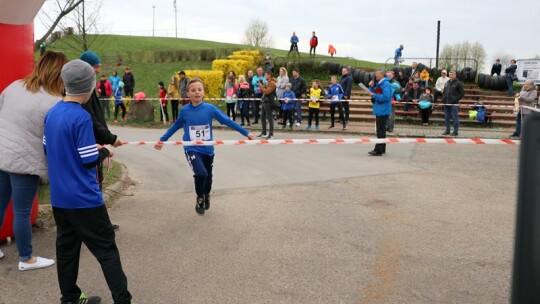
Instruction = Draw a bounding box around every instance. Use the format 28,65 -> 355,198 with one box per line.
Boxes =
212,59 -> 250,79
227,55 -> 256,69
200,49 -> 217,61
184,70 -> 224,99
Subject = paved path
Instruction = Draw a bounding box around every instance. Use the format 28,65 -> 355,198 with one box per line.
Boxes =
0,126 -> 518,304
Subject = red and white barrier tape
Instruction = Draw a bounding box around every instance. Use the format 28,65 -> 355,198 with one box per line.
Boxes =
121,138 -> 519,146
521,106 -> 540,113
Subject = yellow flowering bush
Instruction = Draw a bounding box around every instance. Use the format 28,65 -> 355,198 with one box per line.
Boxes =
184,70 -> 224,98
232,50 -> 264,67
227,55 -> 256,68
212,59 -> 250,78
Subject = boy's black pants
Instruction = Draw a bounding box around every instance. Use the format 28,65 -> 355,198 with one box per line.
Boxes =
53,205 -> 132,304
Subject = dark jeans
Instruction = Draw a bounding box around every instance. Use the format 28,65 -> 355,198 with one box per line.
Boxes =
0,171 -> 39,261
330,103 -> 345,127
375,115 -> 389,153
443,105 -> 459,134
434,90 -> 443,103
240,101 -> 250,125
288,43 -> 298,55
342,101 -> 350,122
171,99 -> 179,121
506,77 -> 514,96
124,87 -> 133,98
226,103 -> 236,121
420,108 -> 431,123
53,205 -> 132,304
159,103 -> 169,122
282,109 -> 293,126
386,105 -> 395,131
185,151 -> 214,197
253,94 -> 262,123
308,108 -> 320,126
513,112 -> 524,137
100,97 -> 111,119
261,102 -> 274,135
114,104 -> 126,120
309,46 -> 317,56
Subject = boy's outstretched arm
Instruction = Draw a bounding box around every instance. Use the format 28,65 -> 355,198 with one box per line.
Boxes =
155,118 -> 184,150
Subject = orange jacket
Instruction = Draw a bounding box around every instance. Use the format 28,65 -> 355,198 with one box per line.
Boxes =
328,45 -> 336,55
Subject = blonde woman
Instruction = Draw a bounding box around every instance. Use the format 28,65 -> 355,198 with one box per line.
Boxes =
0,51 -> 67,270
168,76 -> 180,122
276,67 -> 289,120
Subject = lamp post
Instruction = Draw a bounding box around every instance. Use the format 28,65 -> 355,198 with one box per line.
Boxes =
152,5 -> 156,37
173,0 -> 177,38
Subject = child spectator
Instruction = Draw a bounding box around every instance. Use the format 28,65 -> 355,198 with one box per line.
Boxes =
154,78 -> 254,215
113,81 -> 126,123
96,75 -> 112,119
281,83 -> 296,130
44,59 -> 132,304
225,75 -> 238,121
418,87 -> 434,126
159,81 -> 169,123
306,80 -> 322,130
413,71 -> 421,83
109,70 -> 121,93
237,75 -> 251,126
168,76 -> 180,122
326,76 -> 346,130
420,68 -> 430,88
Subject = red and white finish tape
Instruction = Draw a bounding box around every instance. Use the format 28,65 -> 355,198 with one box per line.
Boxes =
122,138 -> 520,146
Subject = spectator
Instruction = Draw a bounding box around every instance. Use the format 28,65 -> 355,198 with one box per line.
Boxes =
168,76 -> 180,122
0,51 -> 67,270
224,75 -> 238,121
237,75 -> 251,126
405,81 -> 423,111
291,68 -> 307,127
309,31 -> 318,57
328,44 -> 336,57
505,59 -> 518,97
306,80 -> 322,130
158,81 -> 169,123
113,81 -> 126,123
281,83 -> 296,130
252,67 -> 266,124
394,44 -> 404,66
397,70 -> 408,90
434,70 -> 449,103
420,68 -> 430,88
418,87 -> 434,126
368,68 -> 393,156
276,67 -> 289,121
386,71 -> 401,133
326,75 -> 346,130
491,59 -> 502,76
96,74 -> 113,119
406,62 -> 418,78
122,67 -> 135,98
511,80 -> 537,139
178,71 -> 190,105
264,51 -> 272,72
246,70 -> 255,96
258,70 -> 276,139
441,70 -> 464,136
339,67 -> 353,128
109,70 -> 121,93
413,71 -> 421,83
289,32 -> 299,56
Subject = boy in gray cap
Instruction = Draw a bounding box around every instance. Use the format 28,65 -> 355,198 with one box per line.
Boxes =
44,59 -> 132,304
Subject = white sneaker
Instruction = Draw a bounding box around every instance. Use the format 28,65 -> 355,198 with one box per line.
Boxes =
286,122 -> 290,126
295,122 -> 301,127
18,256 -> 55,271
0,249 -> 4,259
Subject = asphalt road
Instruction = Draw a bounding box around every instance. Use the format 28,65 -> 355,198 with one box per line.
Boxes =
0,126 -> 519,304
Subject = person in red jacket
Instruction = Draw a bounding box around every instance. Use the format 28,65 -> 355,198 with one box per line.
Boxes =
309,31 -> 318,57
96,74 -> 113,119
328,44 -> 336,57
159,81 -> 169,123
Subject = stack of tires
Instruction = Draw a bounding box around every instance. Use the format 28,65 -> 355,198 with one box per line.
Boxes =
477,73 -> 508,91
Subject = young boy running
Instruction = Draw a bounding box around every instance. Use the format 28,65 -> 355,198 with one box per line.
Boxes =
155,78 -> 254,215
44,59 -> 132,304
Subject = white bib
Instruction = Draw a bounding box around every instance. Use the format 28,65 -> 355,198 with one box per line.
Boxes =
332,95 -> 339,102
189,125 -> 210,141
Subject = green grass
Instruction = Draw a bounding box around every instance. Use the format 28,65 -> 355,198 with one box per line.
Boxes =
38,160 -> 123,205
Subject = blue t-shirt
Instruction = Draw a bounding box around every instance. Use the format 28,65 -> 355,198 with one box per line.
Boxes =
44,102 -> 104,209
159,102 -> 249,156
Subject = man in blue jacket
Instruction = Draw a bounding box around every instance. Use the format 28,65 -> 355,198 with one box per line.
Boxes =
394,45 -> 404,66
368,69 -> 393,156
339,67 -> 353,129
288,32 -> 299,56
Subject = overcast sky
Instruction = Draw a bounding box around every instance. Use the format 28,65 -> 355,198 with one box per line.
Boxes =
35,0 -> 539,64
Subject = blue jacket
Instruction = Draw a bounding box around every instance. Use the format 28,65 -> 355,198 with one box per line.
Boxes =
114,87 -> 124,105
290,35 -> 299,44
109,75 -> 121,92
326,84 -> 344,104
281,90 -> 296,111
369,78 -> 392,116
395,48 -> 402,59
252,75 -> 267,95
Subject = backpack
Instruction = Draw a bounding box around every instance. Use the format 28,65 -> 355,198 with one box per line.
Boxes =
476,106 -> 486,122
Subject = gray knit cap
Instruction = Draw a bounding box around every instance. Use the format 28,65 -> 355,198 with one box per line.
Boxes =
61,59 -> 96,96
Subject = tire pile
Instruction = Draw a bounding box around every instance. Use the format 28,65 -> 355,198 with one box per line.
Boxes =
477,73 -> 509,91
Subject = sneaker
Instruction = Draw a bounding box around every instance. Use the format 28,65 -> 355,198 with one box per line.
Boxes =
18,256 -> 55,271
295,122 -> 301,127
342,125 -> 348,130
195,197 -> 205,215
113,120 -> 118,123
286,122 -> 291,126
328,125 -> 335,129
122,117 -> 127,121
62,292 -> 102,304
0,249 -> 4,259
305,126 -> 311,130
256,133 -> 267,139
204,194 -> 211,210
451,133 -> 458,137
368,150 -> 383,156
441,132 -> 450,136
112,224 -> 120,231
315,125 -> 319,130
266,135 -> 273,140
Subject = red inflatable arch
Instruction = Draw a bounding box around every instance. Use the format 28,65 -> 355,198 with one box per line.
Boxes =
0,0 -> 47,241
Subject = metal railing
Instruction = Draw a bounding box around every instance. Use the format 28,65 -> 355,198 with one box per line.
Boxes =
385,57 -> 478,72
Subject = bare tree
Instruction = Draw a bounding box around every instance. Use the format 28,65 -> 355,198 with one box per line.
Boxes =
439,40 -> 486,71
242,19 -> 274,48
36,0 -> 84,48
